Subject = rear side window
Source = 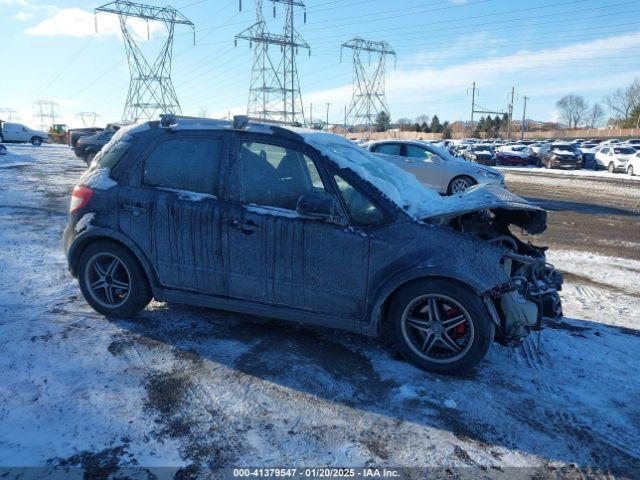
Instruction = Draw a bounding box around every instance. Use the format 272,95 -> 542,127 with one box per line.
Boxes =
143,137 -> 223,195
94,137 -> 131,169
374,143 -> 401,156
406,145 -> 436,159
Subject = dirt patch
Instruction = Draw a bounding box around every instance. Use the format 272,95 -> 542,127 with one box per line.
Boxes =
48,445 -> 130,480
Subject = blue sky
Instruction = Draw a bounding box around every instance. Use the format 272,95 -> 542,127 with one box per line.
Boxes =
2,0 -> 640,128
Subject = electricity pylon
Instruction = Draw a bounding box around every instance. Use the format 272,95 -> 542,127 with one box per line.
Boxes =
0,108 -> 19,122
341,37 -> 396,128
95,1 -> 194,122
77,112 -> 102,127
236,0 -> 309,125
33,100 -> 59,130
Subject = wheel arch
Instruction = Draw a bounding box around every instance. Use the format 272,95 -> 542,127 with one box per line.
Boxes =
365,268 -> 496,338
68,228 -> 163,300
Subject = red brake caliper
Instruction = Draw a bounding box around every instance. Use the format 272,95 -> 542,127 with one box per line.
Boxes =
447,307 -> 467,338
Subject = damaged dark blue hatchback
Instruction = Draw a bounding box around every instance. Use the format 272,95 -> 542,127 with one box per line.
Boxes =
63,115 -> 562,374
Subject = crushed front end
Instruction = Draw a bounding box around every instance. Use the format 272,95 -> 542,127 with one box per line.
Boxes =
425,185 -> 564,346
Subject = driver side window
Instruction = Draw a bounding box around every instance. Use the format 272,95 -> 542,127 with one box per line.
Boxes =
237,140 -> 327,210
334,174 -> 385,226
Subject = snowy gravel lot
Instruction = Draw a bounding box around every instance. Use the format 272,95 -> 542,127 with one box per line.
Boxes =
1,144 -> 639,478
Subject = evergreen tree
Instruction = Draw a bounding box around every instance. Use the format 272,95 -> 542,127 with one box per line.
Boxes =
414,123 -> 421,132
421,122 -> 430,133
430,115 -> 442,133
374,111 -> 391,132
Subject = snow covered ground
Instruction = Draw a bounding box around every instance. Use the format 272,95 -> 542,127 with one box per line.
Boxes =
497,164 -> 640,182
1,144 -> 639,478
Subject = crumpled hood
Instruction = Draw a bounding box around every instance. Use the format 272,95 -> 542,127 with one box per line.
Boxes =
422,184 -> 547,234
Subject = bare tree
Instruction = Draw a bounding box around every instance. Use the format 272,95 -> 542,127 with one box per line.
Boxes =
396,117 -> 413,131
556,94 -> 589,129
588,103 -> 605,128
415,114 -> 430,125
604,78 -> 640,124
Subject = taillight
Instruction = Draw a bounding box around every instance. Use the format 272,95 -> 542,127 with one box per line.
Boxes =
69,185 -> 93,213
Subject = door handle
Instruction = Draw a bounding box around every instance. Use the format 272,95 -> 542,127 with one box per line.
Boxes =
121,203 -> 147,216
230,219 -> 260,234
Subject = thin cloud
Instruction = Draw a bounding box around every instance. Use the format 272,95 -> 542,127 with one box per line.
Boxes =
26,8 -> 165,41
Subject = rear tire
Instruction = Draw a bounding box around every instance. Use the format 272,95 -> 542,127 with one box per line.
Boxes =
388,279 -> 495,375
628,165 -> 634,176
31,137 -> 42,147
77,241 -> 151,318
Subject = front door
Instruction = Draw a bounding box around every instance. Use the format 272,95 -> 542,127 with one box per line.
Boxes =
224,135 -> 371,319
402,143 -> 445,190
119,132 -> 229,295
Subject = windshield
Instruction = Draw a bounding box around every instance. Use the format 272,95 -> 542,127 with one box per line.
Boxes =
614,147 -> 636,154
552,145 -> 577,153
471,145 -> 492,152
510,146 -> 526,152
322,142 -> 447,218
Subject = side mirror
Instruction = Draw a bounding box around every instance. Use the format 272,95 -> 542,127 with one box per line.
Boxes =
296,191 -> 345,225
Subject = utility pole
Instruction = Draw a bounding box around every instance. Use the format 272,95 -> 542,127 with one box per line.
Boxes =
344,105 -> 347,133
470,82 -> 476,128
521,96 -> 529,141
310,102 -> 313,124
95,1 -> 195,121
325,102 -> 330,130
341,37 -> 396,128
507,86 -> 515,140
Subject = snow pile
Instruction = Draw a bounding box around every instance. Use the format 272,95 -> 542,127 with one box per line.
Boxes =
75,212 -> 95,233
79,167 -> 117,190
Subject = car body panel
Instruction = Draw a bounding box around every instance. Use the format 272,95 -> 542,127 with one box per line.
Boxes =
0,121 -> 48,143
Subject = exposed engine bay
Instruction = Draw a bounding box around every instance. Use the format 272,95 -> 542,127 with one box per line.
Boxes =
451,208 -> 563,346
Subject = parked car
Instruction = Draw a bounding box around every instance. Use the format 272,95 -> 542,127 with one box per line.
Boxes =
627,152 -> 640,175
462,144 -> 496,166
595,146 -> 636,172
537,143 -> 583,169
74,123 -> 128,164
0,120 -> 49,146
578,143 -> 599,169
624,139 -> 640,147
527,142 -> 543,166
496,145 -> 530,166
63,115 -> 563,375
68,127 -> 104,150
366,139 -> 504,194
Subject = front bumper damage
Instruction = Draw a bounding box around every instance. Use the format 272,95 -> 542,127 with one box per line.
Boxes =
424,184 -> 564,346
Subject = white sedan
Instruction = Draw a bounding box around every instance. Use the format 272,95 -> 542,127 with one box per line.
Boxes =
594,146 -> 636,172
365,139 -> 504,194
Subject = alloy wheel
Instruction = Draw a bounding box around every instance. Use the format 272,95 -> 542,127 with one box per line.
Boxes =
450,177 -> 472,194
83,252 -> 131,309
400,294 -> 475,364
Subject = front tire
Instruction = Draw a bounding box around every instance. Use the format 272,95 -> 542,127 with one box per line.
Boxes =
448,175 -> 475,195
77,241 -> 151,318
628,165 -> 634,176
388,279 -> 495,375
608,162 -> 615,174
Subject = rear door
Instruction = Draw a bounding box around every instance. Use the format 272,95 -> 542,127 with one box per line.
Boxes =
224,134 -> 371,320
118,132 -> 230,295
